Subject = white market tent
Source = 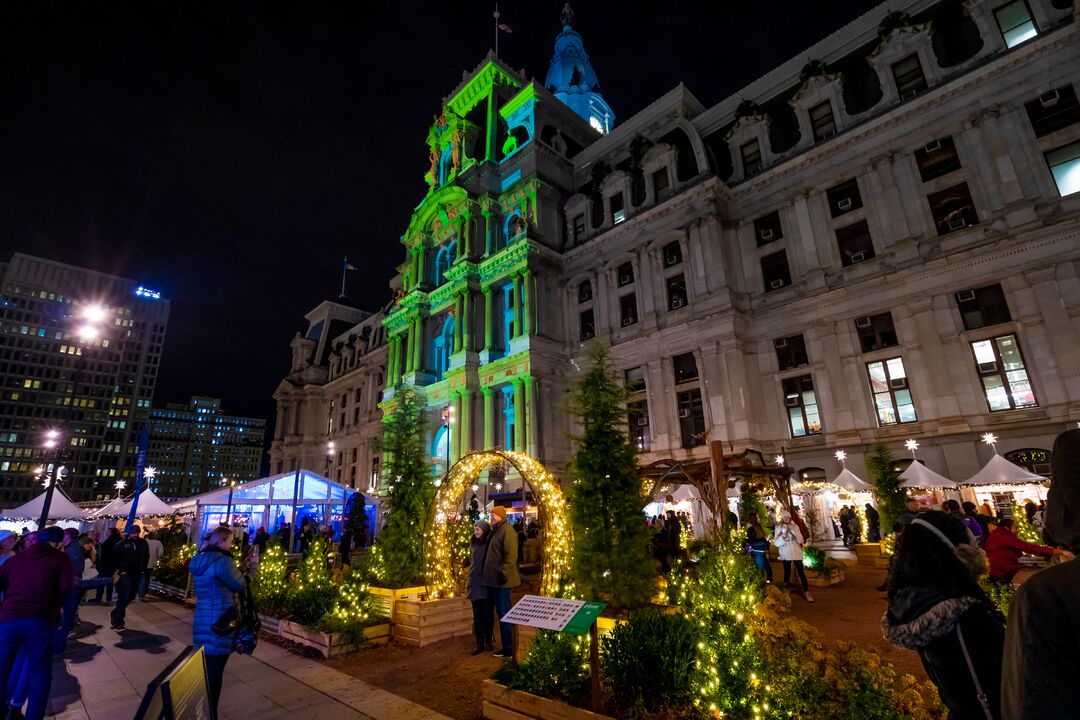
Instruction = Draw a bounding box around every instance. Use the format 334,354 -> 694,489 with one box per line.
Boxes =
89,497 -> 128,519
831,468 -> 873,492
114,489 -> 177,518
900,460 -> 959,489
961,453 -> 1047,486
3,488 -> 87,520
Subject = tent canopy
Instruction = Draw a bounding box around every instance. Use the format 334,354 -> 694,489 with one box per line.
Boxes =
4,489 -> 86,520
114,489 -> 176,518
900,460 -> 958,489
89,497 -> 127,518
832,468 -> 873,492
962,454 -> 1047,487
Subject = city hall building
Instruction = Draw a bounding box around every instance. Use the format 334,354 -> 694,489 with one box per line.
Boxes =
271,0 -> 1080,506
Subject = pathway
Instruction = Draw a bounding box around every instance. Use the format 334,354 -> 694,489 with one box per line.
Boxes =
47,597 -> 452,720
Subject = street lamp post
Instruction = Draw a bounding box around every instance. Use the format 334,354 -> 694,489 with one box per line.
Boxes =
37,303 -> 110,529
223,476 -> 236,526
326,440 -> 335,479
441,405 -> 453,475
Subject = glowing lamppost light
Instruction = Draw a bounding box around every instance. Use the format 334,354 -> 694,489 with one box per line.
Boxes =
76,325 -> 100,342
981,432 -> 998,453
81,304 -> 108,324
43,429 -> 59,450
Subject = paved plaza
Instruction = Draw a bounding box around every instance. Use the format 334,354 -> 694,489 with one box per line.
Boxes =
47,597 -> 451,720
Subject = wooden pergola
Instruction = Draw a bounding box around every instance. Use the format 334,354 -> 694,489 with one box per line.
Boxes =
640,441 -> 796,535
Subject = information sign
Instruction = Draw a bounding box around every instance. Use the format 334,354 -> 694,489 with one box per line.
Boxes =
501,595 -> 607,635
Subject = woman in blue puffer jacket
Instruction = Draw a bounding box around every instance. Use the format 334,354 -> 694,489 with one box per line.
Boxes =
189,526 -> 245,715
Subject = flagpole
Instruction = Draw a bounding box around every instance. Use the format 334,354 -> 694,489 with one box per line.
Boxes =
494,4 -> 499,57
341,257 -> 348,298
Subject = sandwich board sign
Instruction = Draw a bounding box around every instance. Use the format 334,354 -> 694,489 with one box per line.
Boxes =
501,595 -> 607,634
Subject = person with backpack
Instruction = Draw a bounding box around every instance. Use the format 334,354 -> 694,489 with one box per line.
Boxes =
110,526 -> 149,632
92,527 -> 121,603
189,526 -> 246,715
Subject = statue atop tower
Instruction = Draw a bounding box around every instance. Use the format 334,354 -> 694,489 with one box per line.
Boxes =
544,5 -> 615,134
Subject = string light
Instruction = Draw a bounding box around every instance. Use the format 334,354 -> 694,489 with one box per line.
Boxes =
424,450 -> 572,598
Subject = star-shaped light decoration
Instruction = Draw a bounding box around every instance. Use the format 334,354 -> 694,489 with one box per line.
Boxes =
114,480 -> 127,491
143,466 -> 157,481
42,477 -> 52,488
471,484 -> 480,492
834,449 -> 848,467
904,439 -> 919,458
981,432 -> 998,453
434,478 -> 442,487
774,454 -> 785,467
494,483 -> 503,492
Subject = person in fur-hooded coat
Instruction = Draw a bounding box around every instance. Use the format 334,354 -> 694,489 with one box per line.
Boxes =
881,510 -> 1005,719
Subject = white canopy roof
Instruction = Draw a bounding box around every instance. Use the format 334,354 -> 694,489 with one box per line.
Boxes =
961,454 -> 1047,487
89,497 -> 127,518
4,489 -> 87,520
114,489 -> 176,517
831,468 -> 873,492
900,460 -> 958,489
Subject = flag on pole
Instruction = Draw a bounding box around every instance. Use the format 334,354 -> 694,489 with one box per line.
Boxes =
498,23 -> 512,33
343,260 -> 358,271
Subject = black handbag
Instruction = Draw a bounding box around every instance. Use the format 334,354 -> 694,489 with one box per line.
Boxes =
211,605 -> 240,636
232,577 -> 261,655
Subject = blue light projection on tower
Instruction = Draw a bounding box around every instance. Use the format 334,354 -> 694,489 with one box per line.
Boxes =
544,4 -> 615,134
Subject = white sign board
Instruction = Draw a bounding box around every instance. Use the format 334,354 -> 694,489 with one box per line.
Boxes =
500,595 -> 586,632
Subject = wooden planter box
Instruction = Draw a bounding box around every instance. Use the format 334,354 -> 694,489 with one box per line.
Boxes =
368,585 -> 428,624
257,613 -> 282,635
393,596 -> 472,647
482,680 -> 614,720
514,616 -> 622,662
149,578 -> 194,604
853,542 -> 883,567
278,619 -> 390,657
807,565 -> 846,587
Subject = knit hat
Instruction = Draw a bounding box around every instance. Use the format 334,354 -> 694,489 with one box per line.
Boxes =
490,506 -> 507,521
474,520 -> 491,534
38,526 -> 65,544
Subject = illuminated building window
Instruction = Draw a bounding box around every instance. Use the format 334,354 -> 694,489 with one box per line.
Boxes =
971,334 -> 1038,411
782,375 -> 821,437
995,1 -> 1038,47
867,357 -> 918,426
1046,141 -> 1080,197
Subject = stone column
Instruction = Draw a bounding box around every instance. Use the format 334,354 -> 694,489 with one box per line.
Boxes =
453,294 -> 463,353
387,337 -> 398,384
451,390 -> 463,463
416,246 -> 426,288
482,208 -> 493,256
411,316 -> 422,372
522,269 -> 533,337
461,389 -> 472,455
483,287 -> 494,352
404,326 -> 414,375
524,375 -> 537,456
512,274 -> 523,339
482,386 -> 495,450
513,378 -> 525,451
462,291 -> 471,352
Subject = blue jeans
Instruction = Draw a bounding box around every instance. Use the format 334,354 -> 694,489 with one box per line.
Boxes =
488,587 -> 513,652
110,573 -> 139,629
0,618 -> 54,720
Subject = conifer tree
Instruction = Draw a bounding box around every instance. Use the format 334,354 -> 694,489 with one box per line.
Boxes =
865,443 -> 906,532
568,344 -> 656,609
376,386 -> 433,586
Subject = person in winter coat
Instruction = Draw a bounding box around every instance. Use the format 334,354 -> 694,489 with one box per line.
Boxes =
189,526 -> 245,715
483,506 -> 520,658
745,526 -> 773,583
900,499 -> 921,527
984,518 -> 1066,583
1002,429 -> 1080,719
881,510 -> 1004,719
962,502 -> 992,541
944,499 -> 984,542
773,511 -> 812,602
466,521 -> 494,655
110,526 -> 149,632
93,527 -> 121,603
866,504 -> 881,542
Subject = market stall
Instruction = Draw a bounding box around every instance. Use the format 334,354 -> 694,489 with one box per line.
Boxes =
960,453 -> 1048,517
1,488 -> 86,531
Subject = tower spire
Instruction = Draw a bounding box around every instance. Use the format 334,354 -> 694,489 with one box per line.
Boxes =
544,5 -> 614,133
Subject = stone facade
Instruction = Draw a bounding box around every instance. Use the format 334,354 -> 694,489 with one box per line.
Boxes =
273,0 -> 1080,498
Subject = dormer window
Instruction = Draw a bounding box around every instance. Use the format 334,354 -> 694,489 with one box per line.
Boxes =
741,139 -> 763,176
809,100 -> 837,141
995,1 -> 1038,48
610,192 -> 626,224
891,54 -> 927,100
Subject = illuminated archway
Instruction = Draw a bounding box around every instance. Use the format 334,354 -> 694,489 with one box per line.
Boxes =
424,450 -> 572,598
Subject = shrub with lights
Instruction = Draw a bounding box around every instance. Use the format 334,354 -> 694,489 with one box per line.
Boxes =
152,542 -> 196,588
1012,505 -> 1041,544
375,385 -> 433,587
865,444 -> 907,532
253,545 -> 291,618
568,343 -> 656,610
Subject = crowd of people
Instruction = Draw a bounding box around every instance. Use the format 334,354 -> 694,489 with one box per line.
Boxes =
0,522 -> 164,720
882,428 -> 1080,720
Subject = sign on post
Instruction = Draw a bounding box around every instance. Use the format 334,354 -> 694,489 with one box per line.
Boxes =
500,595 -> 607,634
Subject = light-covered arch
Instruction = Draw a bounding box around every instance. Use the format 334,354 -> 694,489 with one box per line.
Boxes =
425,450 -> 572,599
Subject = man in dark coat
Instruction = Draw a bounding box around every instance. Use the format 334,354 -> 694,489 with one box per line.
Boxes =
483,506 -> 520,658
110,526 -> 149,632
1003,429 -> 1080,719
93,527 -> 121,603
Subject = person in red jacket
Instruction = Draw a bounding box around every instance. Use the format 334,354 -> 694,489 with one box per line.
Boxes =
0,525 -> 75,720
983,518 -> 1068,583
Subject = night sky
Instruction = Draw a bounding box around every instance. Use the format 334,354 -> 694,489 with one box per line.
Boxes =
0,1 -> 874,428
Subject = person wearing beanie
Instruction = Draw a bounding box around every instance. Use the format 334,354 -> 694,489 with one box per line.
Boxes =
467,520 -> 494,655
1003,429 -> 1080,719
0,523 -> 74,720
483,506 -> 520,658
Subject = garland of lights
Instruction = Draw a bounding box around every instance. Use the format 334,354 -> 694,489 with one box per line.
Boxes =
424,450 -> 573,598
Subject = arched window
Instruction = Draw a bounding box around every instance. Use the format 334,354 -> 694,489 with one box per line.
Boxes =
1004,448 -> 1052,478
501,385 -> 516,451
434,241 -> 456,286
432,315 -> 455,380
433,425 -> 450,467
503,211 -> 526,246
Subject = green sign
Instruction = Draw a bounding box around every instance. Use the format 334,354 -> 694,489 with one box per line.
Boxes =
562,601 -> 607,635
